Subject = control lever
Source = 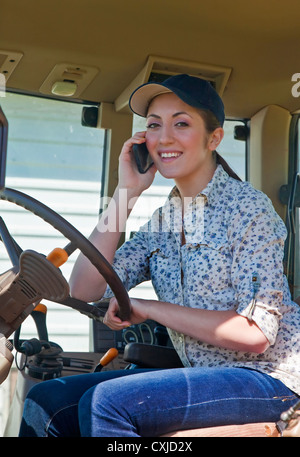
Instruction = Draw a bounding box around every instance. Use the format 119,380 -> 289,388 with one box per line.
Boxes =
31,303 -> 49,342
94,348 -> 119,372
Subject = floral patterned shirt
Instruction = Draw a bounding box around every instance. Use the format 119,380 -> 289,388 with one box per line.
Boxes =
105,165 -> 300,395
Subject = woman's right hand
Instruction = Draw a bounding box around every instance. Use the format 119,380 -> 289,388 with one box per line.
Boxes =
103,296 -> 151,331
118,131 -> 157,194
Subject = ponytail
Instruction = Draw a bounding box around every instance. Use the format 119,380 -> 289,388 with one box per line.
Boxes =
215,152 -> 242,181
198,109 -> 242,182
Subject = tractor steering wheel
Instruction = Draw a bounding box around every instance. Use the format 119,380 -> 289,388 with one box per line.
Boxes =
0,186 -> 131,323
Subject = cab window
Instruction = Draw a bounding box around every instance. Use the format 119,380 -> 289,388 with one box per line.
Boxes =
288,115 -> 300,298
0,92 -> 104,351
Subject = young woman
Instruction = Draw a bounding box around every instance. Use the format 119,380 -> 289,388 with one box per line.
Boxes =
19,74 -> 300,437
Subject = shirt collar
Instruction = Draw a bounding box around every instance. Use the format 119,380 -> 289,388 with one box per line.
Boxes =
198,164 -> 230,206
160,165 -> 230,243
166,164 -> 230,207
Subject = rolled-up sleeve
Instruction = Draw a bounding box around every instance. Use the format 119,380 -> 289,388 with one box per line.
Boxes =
230,190 -> 286,345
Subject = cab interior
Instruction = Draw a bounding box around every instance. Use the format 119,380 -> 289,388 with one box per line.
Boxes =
0,0 -> 300,437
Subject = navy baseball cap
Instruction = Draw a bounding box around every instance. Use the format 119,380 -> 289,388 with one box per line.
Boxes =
129,74 -> 225,126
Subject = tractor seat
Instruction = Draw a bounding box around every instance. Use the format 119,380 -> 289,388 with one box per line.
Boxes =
123,342 -> 183,369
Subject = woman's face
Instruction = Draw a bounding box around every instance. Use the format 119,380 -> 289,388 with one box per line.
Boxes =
145,92 -> 223,189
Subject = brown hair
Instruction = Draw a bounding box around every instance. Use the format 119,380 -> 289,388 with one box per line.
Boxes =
199,109 -> 242,182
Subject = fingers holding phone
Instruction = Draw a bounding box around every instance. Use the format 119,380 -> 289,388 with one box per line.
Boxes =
118,132 -> 156,192
132,142 -> 154,174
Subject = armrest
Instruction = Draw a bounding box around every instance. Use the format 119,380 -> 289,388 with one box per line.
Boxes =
123,342 -> 183,369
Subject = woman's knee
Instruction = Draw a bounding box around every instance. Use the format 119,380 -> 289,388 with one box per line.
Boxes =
25,379 -> 56,407
78,377 -> 140,437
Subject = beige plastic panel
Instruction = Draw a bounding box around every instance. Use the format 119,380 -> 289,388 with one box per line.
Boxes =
249,105 -> 291,221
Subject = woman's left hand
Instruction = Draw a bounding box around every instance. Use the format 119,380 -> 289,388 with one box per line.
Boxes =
103,296 -> 150,330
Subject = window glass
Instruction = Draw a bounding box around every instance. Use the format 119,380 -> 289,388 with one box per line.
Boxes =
218,120 -> 247,181
0,93 -> 104,350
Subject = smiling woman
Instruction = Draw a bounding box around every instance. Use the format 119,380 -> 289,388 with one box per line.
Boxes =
144,93 -> 223,196
18,74 -> 300,437
1,0 -> 300,439
145,93 -> 223,193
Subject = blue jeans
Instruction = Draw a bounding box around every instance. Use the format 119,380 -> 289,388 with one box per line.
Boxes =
19,367 -> 298,437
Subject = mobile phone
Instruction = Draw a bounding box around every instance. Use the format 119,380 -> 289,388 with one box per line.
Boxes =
132,142 -> 154,174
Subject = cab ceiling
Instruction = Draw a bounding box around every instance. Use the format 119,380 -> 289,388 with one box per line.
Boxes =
1,0 -> 300,119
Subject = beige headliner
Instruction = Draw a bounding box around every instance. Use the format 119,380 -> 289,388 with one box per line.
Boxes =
1,0 -> 300,119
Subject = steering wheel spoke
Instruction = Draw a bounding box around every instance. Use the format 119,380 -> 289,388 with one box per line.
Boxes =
55,296 -> 109,322
0,216 -> 23,267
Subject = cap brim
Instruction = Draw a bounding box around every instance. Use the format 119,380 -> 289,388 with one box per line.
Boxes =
129,84 -> 172,117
